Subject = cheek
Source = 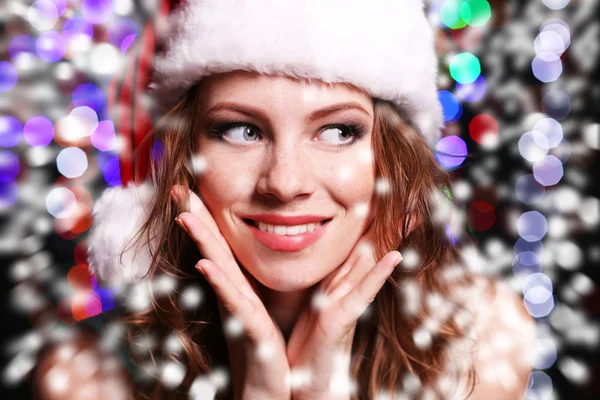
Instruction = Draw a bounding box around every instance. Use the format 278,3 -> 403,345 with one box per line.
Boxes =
324,148 -> 376,211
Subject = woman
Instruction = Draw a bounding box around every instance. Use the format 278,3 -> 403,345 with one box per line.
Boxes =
34,0 -> 535,399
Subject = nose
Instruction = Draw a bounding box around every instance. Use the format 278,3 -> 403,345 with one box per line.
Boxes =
256,143 -> 315,202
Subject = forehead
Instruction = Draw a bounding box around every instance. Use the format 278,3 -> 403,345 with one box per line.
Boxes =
195,70 -> 373,115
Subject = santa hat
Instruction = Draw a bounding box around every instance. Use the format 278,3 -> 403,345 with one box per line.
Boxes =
87,0 -> 443,284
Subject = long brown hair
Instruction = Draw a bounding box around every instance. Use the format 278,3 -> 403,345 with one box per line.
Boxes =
119,81 -> 477,399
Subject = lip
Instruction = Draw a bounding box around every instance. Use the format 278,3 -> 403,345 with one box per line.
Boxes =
244,218 -> 331,252
242,214 -> 331,225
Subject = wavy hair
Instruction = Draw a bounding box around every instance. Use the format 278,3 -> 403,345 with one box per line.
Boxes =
119,81 -> 477,399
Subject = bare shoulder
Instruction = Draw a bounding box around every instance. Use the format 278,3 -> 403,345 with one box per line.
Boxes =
446,276 -> 537,400
33,331 -> 135,400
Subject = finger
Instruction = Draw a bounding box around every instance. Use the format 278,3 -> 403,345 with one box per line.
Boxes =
171,186 -> 231,254
197,259 -> 272,343
338,251 -> 402,321
177,212 -> 255,299
327,223 -> 377,291
329,251 -> 376,300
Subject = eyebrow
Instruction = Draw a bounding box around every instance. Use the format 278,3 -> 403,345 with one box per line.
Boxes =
203,101 -> 373,121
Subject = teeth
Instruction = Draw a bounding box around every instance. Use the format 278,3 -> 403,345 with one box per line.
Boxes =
255,221 -> 321,235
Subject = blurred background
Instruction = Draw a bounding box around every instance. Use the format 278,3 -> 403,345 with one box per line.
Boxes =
0,0 -> 598,398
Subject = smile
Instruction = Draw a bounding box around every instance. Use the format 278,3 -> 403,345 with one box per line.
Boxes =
243,218 -> 332,252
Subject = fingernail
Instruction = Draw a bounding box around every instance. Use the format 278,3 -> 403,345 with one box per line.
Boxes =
195,262 -> 205,275
393,252 -> 403,266
175,216 -> 188,232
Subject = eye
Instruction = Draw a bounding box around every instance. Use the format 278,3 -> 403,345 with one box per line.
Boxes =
208,123 -> 260,143
316,124 -> 367,147
318,125 -> 356,145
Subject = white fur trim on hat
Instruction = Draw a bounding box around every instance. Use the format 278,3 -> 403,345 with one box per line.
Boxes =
87,181 -> 157,284
149,0 -> 443,146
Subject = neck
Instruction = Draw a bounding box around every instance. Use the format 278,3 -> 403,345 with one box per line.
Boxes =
258,284 -> 316,342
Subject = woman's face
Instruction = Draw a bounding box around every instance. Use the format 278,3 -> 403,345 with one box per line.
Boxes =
194,71 -> 376,292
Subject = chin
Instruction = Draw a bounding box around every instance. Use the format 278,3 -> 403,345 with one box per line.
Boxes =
247,265 -> 321,293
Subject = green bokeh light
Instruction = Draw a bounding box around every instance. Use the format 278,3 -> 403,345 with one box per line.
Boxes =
441,0 -> 468,29
465,0 -> 492,27
441,0 -> 492,29
449,52 -> 481,84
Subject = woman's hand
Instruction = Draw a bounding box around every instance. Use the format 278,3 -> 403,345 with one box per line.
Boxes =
286,224 -> 402,400
171,186 -> 291,400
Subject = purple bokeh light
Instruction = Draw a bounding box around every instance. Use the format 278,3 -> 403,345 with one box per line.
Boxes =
81,0 -> 113,25
0,151 -> 21,183
0,116 -> 23,148
36,31 -> 67,62
46,0 -> 67,16
517,211 -> 548,242
541,90 -> 571,120
435,136 -> 468,170
108,18 -> 138,54
455,75 -> 487,102
0,62 -> 18,92
533,155 -> 564,186
102,155 -> 121,186
72,83 -> 104,112
532,52 -> 563,82
8,35 -> 37,60
91,121 -> 116,151
515,174 -> 545,205
62,16 -> 94,41
23,116 -> 54,147
0,181 -> 18,209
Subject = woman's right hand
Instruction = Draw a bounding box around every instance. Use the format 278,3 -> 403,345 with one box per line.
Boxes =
171,186 -> 291,400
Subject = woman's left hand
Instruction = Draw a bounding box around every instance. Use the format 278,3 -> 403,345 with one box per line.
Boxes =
286,224 -> 403,400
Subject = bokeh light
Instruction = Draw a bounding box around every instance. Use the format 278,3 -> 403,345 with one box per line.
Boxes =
0,62 -> 19,92
23,116 -> 54,147
533,338 -> 558,369
533,155 -> 564,186
533,118 -> 563,149
91,121 -> 117,151
56,147 -> 89,179
46,187 -> 77,218
62,16 -> 94,40
468,113 -> 498,144
28,1 -> 59,32
72,83 -> 104,112
440,0 -> 468,29
0,182 -> 18,210
513,250 -> 542,277
108,18 -> 139,54
449,52 -> 481,84
541,90 -> 571,120
524,273 -> 555,318
81,0 -> 114,25
455,75 -> 487,102
0,151 -> 21,183
8,35 -> 37,60
435,136 -> 468,169
519,131 -> 548,162
88,44 -> 122,76
467,200 -> 495,231
0,117 -> 23,148
515,174 -> 545,205
518,211 -> 548,242
542,0 -> 571,10
462,0 -> 492,27
36,31 -> 67,62
101,155 -> 121,186
438,90 -> 463,123
532,52 -> 563,82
